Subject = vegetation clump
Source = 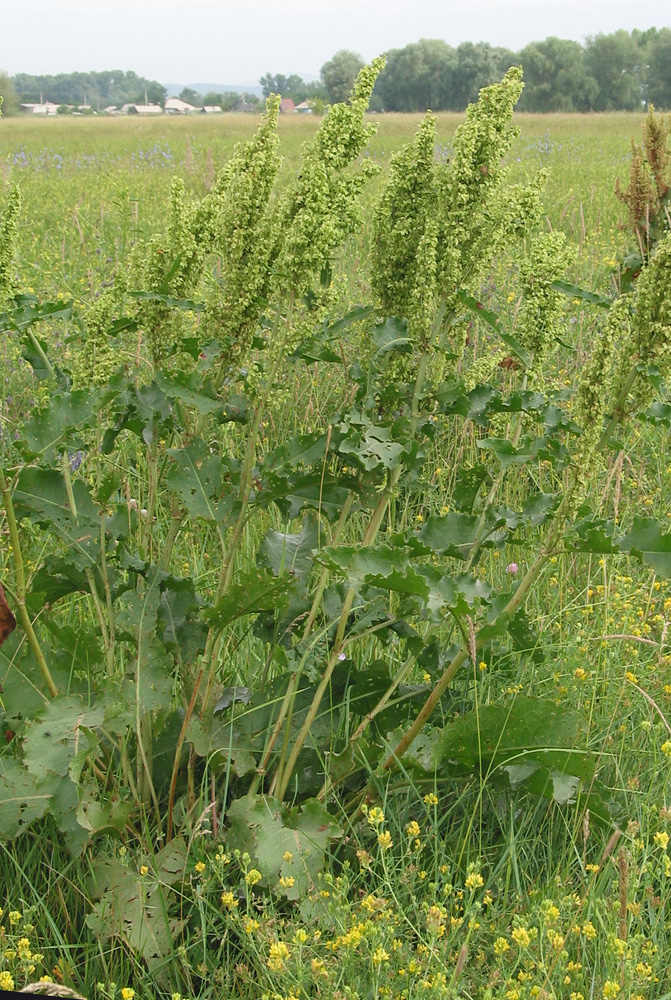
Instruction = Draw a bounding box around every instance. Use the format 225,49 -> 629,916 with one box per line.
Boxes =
2,67 -> 671,1000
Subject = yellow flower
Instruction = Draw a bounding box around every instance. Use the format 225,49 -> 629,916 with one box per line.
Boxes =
494,936 -> 510,955
661,740 -> 671,757
8,911 -> 22,925
654,830 -> 669,850
423,793 -> 438,806
478,661 -> 487,671
221,889 -> 238,910
311,957 -> 327,977
279,876 -> 295,888
293,929 -> 308,944
245,868 -> 262,886
243,918 -> 260,934
626,671 -> 638,684
603,981 -> 620,999
139,865 -> 149,876
267,941 -> 290,971
582,921 -> 597,939
283,851 -> 293,862
367,807 -> 385,827
465,867 -> 484,891
372,946 -> 390,964
378,831 -> 393,850
406,820 -> 420,837
0,973 -> 15,991
511,926 -> 532,948
121,990 -> 135,1000
194,861 -> 206,874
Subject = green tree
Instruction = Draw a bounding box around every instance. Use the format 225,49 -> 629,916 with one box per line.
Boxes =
179,87 -> 202,106
0,72 -> 19,115
320,50 -> 364,104
647,28 -> 671,109
376,39 -> 457,111
450,42 -> 515,110
518,37 -> 597,111
585,30 -> 643,111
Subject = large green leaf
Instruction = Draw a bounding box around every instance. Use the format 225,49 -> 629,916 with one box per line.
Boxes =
258,515 -> 319,581
166,438 -> 237,525
417,512 -> 483,558
457,290 -> 532,367
423,697 -> 622,823
226,795 -> 342,900
23,695 -> 104,781
616,517 -> 671,577
203,568 -> 298,630
86,853 -> 184,972
20,390 -> 99,460
551,279 -> 612,309
13,467 -> 101,568
0,758 -> 51,840
432,697 -> 588,771
372,316 -> 412,356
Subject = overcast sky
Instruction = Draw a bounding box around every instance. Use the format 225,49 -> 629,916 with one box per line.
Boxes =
2,0 -> 668,85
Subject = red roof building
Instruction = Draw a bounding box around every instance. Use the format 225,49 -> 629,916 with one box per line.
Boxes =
279,98 -> 295,114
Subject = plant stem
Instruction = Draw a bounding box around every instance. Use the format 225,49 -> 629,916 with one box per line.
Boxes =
302,491 -> 355,640
275,349 -> 432,800
61,451 -> 115,675
0,461 -> 58,698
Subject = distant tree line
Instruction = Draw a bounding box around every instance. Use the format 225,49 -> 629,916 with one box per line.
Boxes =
263,27 -> 671,112
0,70 -> 167,110
2,27 -> 670,119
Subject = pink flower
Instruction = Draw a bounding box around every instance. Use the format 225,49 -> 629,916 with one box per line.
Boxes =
505,562 -> 518,575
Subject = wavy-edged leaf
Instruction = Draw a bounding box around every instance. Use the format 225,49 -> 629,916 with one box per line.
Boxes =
203,568 -> 298,630
551,279 -> 612,309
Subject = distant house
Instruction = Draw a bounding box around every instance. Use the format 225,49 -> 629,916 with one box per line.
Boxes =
279,98 -> 295,114
121,103 -> 163,115
165,97 -> 198,114
104,105 -> 118,114
294,101 -> 313,114
202,105 -> 223,114
235,99 -> 255,113
20,101 -> 59,116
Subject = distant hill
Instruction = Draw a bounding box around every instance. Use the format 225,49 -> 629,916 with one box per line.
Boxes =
164,82 -> 263,98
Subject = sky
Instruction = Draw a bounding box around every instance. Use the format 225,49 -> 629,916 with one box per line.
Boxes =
2,0 -> 669,86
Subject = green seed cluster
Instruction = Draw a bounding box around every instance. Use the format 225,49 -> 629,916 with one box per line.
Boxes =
0,182 -> 21,305
517,231 -> 576,378
197,95 -> 282,374
371,67 -> 544,374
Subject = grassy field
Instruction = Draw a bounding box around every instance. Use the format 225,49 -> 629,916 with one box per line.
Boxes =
2,102 -> 671,1000
1,110 -> 637,298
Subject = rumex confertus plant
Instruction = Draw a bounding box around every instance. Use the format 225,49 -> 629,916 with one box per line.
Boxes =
2,69 -> 671,950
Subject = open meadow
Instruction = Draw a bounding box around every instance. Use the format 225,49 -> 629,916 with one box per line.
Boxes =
2,81 -> 671,1000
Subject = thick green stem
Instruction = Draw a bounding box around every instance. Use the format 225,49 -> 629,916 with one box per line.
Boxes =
0,462 -> 58,698
159,509 -> 184,572
199,306 -> 293,718
302,491 -> 355,640
276,348 -> 433,801
598,365 -> 639,452
61,451 -> 115,675
463,376 -> 527,574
